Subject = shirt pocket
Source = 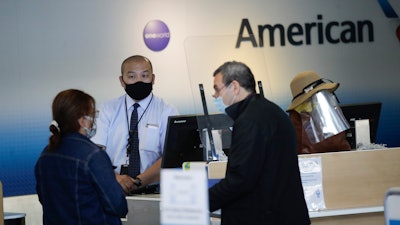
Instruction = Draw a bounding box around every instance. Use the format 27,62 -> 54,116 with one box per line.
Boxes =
140,123 -> 160,153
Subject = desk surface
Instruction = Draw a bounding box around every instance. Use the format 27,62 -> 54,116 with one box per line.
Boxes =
4,212 -> 26,220
309,206 -> 383,218
126,193 -> 160,201
126,193 -> 383,219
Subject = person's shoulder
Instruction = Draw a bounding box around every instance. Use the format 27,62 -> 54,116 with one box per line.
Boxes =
85,142 -> 111,164
80,138 -> 106,155
152,95 -> 179,112
101,94 -> 125,110
61,134 -> 101,157
255,95 -> 284,111
103,94 -> 125,105
246,95 -> 287,119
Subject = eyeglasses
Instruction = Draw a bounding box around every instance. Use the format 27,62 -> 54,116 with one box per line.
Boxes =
215,85 -> 226,92
213,81 -> 234,98
84,110 -> 99,121
213,85 -> 227,98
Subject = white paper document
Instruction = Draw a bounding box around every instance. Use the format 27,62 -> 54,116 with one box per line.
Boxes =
160,169 -> 210,225
355,119 -> 371,145
298,157 -> 326,211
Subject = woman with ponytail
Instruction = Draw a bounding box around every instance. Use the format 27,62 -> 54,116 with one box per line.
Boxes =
35,89 -> 127,225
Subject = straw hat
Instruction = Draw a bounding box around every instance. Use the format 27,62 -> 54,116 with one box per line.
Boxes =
287,71 -> 339,111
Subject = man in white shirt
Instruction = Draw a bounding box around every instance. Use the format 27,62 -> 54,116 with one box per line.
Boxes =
92,55 -> 179,194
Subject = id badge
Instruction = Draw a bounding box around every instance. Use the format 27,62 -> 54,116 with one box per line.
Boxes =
120,164 -> 129,175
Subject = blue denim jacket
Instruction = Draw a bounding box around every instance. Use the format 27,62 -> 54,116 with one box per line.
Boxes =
35,132 -> 128,225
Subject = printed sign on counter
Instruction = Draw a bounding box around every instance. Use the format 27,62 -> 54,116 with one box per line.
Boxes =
298,157 -> 326,211
160,169 -> 210,225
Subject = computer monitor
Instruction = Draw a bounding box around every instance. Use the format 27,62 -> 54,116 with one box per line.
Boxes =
161,114 -> 233,169
339,102 -> 382,149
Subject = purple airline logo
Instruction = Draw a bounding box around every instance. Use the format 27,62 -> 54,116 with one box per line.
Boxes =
143,20 -> 170,51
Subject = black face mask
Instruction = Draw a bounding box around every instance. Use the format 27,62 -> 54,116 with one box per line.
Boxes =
125,81 -> 153,100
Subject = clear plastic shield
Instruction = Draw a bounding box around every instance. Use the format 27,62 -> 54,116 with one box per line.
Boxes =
298,90 -> 350,144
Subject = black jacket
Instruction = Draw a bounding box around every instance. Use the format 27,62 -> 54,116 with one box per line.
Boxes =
209,94 -> 310,225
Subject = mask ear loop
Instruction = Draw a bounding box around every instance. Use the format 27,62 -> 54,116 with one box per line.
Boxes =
229,86 -> 236,105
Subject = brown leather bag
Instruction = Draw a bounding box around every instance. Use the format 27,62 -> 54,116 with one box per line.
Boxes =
289,110 -> 351,154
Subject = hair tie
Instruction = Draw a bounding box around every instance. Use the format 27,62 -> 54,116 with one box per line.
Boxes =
50,120 -> 60,133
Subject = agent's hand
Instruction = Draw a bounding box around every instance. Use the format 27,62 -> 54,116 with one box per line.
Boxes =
116,173 -> 135,194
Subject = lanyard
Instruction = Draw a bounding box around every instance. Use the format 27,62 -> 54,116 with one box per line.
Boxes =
124,94 -> 153,163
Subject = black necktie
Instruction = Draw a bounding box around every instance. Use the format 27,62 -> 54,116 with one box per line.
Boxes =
128,103 -> 140,178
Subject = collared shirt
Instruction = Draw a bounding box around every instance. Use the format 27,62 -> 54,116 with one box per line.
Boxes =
91,93 -> 179,173
35,132 -> 127,225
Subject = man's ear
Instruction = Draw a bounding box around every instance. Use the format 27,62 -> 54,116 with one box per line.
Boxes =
77,116 -> 85,128
119,76 -> 126,88
231,80 -> 241,94
77,116 -> 88,136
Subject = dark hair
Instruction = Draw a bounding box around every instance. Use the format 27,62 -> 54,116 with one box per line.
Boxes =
120,55 -> 153,74
49,89 -> 95,150
213,61 -> 256,93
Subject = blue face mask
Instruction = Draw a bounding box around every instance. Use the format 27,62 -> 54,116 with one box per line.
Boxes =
213,96 -> 228,114
213,83 -> 236,113
84,123 -> 97,139
83,115 -> 97,139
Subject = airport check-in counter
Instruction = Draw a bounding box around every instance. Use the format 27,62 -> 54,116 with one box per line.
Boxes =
123,147 -> 400,225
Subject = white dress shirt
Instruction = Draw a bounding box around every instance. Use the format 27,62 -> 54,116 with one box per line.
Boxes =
91,93 -> 179,174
